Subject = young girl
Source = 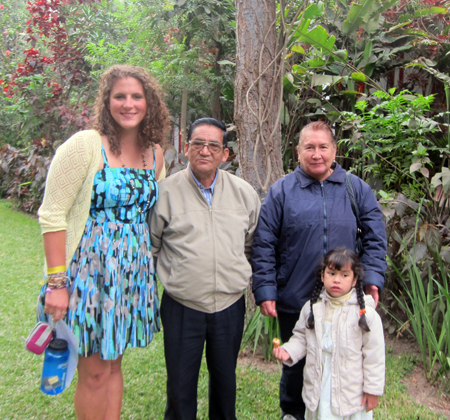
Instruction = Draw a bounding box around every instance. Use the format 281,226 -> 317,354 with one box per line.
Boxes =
273,247 -> 385,420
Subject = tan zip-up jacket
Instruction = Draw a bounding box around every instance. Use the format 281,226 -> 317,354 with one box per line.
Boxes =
150,166 -> 261,313
282,289 -> 385,417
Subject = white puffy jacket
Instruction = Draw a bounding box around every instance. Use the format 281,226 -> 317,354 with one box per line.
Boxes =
282,289 -> 385,417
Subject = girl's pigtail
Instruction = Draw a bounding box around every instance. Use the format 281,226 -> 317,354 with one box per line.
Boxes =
306,278 -> 323,329
356,280 -> 370,332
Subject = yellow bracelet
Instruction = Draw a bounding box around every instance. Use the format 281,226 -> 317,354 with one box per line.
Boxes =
47,265 -> 66,275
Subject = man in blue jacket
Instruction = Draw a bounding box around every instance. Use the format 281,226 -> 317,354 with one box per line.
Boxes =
251,121 -> 387,420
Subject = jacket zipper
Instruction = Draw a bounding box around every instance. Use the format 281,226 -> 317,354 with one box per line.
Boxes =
321,182 -> 328,256
209,202 -> 217,312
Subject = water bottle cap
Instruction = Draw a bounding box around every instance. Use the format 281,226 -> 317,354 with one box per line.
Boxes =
48,338 -> 68,352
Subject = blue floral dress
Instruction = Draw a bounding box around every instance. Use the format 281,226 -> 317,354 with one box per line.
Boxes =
39,146 -> 160,360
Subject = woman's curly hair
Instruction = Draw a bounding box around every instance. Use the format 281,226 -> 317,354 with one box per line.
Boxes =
90,65 -> 170,155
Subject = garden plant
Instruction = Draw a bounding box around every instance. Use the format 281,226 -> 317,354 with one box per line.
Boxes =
1,0 -> 450,411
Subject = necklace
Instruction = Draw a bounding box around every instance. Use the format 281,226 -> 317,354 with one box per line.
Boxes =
120,153 -> 152,214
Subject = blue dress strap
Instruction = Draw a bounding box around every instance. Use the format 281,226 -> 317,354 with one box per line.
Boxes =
152,146 -> 156,170
101,144 -> 109,168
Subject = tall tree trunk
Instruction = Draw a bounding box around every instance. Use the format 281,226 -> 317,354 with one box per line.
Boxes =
212,41 -> 223,121
180,85 -> 188,146
180,35 -> 191,147
234,0 -> 285,198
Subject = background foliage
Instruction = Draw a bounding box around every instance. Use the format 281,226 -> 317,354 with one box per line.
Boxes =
1,0 -> 450,391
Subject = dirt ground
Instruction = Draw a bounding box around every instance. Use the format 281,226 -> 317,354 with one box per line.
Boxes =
238,351 -> 280,373
386,335 -> 450,419
238,336 -> 450,419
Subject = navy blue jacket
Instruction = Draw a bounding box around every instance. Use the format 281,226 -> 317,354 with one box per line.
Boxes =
251,164 -> 387,314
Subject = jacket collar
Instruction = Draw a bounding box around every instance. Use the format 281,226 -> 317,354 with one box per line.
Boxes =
294,163 -> 346,188
184,163 -> 223,189
319,288 -> 376,309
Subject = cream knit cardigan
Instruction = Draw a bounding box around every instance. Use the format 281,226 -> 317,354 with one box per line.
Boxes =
38,129 -> 166,270
38,130 -> 103,269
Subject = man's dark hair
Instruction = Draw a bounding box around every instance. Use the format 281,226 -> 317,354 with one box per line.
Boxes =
187,118 -> 228,147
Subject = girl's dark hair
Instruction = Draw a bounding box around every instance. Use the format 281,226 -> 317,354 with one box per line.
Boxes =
306,247 -> 370,332
187,117 -> 228,147
91,65 -> 170,155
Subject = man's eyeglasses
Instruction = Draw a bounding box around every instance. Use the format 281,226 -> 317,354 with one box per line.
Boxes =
189,139 -> 226,154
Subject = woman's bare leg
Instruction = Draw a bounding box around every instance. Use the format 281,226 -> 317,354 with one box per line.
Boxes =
104,356 -> 123,420
74,353 -> 124,420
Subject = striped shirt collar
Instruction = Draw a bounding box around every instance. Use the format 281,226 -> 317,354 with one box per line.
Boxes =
190,169 -> 218,206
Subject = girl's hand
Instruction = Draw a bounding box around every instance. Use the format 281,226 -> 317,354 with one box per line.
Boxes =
361,393 -> 379,412
44,288 -> 69,322
273,347 -> 291,362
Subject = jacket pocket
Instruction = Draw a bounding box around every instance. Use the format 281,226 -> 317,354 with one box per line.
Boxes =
340,321 -> 363,360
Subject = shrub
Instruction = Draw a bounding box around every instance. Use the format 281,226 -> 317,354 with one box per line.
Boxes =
0,139 -> 53,213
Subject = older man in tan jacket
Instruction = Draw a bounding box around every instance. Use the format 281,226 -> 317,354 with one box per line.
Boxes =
150,118 -> 260,420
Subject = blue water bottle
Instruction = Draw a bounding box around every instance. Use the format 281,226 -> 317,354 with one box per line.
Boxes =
40,338 -> 69,395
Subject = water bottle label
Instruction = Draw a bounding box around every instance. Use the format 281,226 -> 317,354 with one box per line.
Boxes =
42,376 -> 62,391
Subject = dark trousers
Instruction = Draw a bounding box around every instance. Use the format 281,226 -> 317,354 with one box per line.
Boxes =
278,311 -> 306,419
161,291 -> 245,420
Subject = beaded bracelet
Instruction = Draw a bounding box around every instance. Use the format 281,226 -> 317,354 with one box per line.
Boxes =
46,270 -> 68,290
47,276 -> 68,287
47,271 -> 67,280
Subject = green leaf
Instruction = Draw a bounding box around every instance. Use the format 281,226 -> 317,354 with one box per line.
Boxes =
335,49 -> 348,60
307,98 -> 322,106
307,57 -> 326,67
398,14 -> 414,23
424,225 -> 442,255
363,40 -> 372,62
217,60 -> 235,66
440,246 -> 450,264
292,45 -> 305,54
311,74 -> 340,86
280,105 -> 290,125
292,64 -> 306,75
364,63 -> 375,78
420,167 -> 429,177
388,87 -> 397,95
410,162 -> 422,173
414,7 -> 448,17
283,75 -> 297,94
342,0 -> 376,35
431,172 -> 442,188
442,168 -> 450,195
409,119 -> 418,129
366,18 -> 380,34
295,22 -> 337,52
304,3 -> 323,20
351,72 -> 366,82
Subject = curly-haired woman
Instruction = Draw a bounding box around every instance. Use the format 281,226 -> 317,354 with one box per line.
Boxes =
37,65 -> 169,419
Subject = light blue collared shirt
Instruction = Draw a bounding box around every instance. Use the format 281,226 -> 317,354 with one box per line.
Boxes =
190,169 -> 218,206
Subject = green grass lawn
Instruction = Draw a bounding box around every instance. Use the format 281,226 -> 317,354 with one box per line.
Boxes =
0,199 -> 446,419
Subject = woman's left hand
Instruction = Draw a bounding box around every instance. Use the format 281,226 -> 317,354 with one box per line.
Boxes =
44,287 -> 69,322
364,285 -> 379,307
361,392 -> 379,412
